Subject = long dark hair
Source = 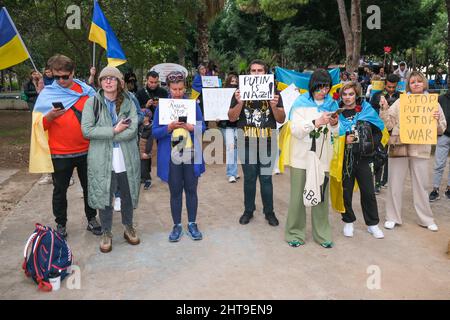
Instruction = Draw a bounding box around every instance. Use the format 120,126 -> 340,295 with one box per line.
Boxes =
308,69 -> 332,99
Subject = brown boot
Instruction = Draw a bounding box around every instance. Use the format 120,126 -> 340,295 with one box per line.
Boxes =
100,232 -> 112,253
124,225 -> 140,245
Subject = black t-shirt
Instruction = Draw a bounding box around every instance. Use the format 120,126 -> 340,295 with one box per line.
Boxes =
229,93 -> 283,138
342,109 -> 382,154
136,86 -> 169,116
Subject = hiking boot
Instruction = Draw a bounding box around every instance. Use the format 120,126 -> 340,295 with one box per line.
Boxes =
265,212 -> 279,226
56,224 -> 67,238
124,225 -> 140,245
239,212 -> 253,225
187,222 -> 203,240
87,218 -> 102,236
100,232 -> 112,253
144,180 -> 152,190
429,188 -> 440,202
169,224 -> 183,242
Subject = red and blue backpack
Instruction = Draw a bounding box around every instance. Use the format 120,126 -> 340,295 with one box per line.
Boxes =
22,224 -> 73,291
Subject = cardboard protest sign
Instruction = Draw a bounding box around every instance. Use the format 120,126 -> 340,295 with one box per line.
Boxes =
202,88 -> 236,121
201,76 -> 220,88
158,98 -> 196,125
399,94 -> 438,145
239,74 -> 274,101
277,83 -> 300,129
371,81 -> 385,91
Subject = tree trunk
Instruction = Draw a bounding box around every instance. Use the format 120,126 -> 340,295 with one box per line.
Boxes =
197,11 -> 209,64
178,43 -> 186,66
336,0 -> 361,72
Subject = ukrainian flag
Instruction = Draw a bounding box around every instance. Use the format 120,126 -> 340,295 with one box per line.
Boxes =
275,67 -> 342,95
0,7 -> 30,70
88,0 -> 126,67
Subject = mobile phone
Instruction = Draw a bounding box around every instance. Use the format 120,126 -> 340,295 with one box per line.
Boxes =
52,102 -> 65,110
178,116 -> 187,123
332,108 -> 345,117
122,117 -> 131,124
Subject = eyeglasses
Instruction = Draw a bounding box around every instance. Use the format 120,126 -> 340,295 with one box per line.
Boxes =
166,72 -> 185,83
53,74 -> 71,80
101,76 -> 118,83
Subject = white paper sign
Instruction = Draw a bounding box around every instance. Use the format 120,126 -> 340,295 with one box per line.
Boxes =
201,76 -> 220,88
202,88 -> 237,121
158,98 -> 196,125
239,74 -> 275,101
277,83 -> 300,129
150,63 -> 188,83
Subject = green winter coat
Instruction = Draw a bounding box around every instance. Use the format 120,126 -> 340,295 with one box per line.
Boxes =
81,90 -> 140,210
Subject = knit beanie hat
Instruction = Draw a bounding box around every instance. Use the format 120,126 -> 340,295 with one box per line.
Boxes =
98,66 -> 124,81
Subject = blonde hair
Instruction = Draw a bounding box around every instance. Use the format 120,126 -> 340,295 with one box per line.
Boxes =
340,81 -> 362,97
406,71 -> 428,93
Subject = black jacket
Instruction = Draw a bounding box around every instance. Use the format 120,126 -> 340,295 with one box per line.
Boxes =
23,80 -> 38,104
438,93 -> 450,137
135,86 -> 168,118
370,91 -> 401,114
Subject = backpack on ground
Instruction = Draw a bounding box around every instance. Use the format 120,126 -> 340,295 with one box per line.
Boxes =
22,223 -> 73,292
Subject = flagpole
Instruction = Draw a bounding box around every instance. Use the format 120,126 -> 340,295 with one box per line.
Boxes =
93,42 -> 96,67
3,7 -> 38,72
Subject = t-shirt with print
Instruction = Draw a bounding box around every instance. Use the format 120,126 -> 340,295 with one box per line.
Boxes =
229,93 -> 283,139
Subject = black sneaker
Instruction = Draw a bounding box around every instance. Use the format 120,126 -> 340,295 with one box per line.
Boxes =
429,188 -> 440,202
56,224 -> 67,238
87,218 -> 103,236
144,180 -> 152,190
239,212 -> 253,225
265,213 -> 279,226
445,189 -> 450,200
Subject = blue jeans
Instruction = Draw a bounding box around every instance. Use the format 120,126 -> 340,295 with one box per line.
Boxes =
433,134 -> 450,188
221,128 -> 238,177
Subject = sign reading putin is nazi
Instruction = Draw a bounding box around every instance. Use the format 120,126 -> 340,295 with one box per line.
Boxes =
399,94 -> 439,145
239,74 -> 275,101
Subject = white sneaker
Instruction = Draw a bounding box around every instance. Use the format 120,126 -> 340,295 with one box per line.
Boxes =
37,174 -> 52,185
235,175 -> 240,180
343,223 -> 354,237
69,176 -> 75,186
368,225 -> 385,239
273,168 -> 281,175
427,224 -> 439,232
114,197 -> 121,212
228,176 -> 237,183
384,221 -> 396,230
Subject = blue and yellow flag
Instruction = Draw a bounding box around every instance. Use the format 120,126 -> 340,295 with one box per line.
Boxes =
0,7 -> 30,70
88,0 -> 126,67
275,67 -> 342,95
329,101 -> 390,213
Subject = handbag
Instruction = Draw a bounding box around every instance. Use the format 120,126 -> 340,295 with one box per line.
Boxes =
388,135 -> 408,157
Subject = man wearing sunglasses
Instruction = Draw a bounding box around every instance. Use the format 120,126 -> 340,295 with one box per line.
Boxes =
228,59 -> 286,227
32,54 -> 101,238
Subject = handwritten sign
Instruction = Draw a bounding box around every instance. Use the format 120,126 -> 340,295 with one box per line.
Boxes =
158,98 -> 196,125
239,74 -> 274,101
201,76 -> 220,88
277,83 -> 300,129
372,81 -> 385,91
202,88 -> 236,121
399,94 -> 438,145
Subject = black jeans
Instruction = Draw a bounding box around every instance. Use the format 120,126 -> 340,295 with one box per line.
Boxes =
51,155 -> 97,226
374,158 -> 388,186
341,152 -> 380,226
239,137 -> 275,215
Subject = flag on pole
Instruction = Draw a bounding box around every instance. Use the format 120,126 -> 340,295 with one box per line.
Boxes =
88,0 -> 127,67
0,7 -> 30,70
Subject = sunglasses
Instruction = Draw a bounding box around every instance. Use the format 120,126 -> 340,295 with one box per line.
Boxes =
53,74 -> 71,80
166,72 -> 185,83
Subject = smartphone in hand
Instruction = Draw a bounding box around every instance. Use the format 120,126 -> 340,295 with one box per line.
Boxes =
122,117 -> 132,124
178,116 -> 187,123
331,108 -> 345,117
52,102 -> 65,110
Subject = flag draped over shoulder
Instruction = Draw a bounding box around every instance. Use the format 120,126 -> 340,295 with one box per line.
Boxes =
0,7 -> 30,70
278,92 -> 338,173
275,67 -> 342,95
29,80 -> 95,173
329,101 -> 390,213
88,0 -> 126,67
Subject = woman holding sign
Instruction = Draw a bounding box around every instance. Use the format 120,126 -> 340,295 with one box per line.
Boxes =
379,71 -> 447,232
152,71 -> 206,242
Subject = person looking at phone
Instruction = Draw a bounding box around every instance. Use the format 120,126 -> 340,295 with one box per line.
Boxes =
136,71 -> 168,119
81,66 -> 141,253
152,71 -> 206,242
30,54 -> 101,239
281,69 -> 338,248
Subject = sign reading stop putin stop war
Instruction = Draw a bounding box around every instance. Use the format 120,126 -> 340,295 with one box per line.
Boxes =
399,94 -> 438,145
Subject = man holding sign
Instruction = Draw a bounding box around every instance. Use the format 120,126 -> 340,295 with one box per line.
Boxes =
228,60 -> 285,227
380,71 -> 447,232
